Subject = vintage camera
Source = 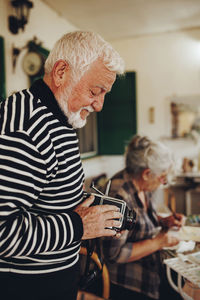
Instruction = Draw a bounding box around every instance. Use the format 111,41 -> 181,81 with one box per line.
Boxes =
83,181 -> 137,231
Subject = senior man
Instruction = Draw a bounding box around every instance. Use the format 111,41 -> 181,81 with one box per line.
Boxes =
0,31 -> 124,300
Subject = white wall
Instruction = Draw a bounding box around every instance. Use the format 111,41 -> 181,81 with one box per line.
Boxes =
0,0 -> 77,97
111,29 -> 200,140
82,155 -> 124,181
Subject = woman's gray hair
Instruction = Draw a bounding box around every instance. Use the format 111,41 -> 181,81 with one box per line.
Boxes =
125,135 -> 174,178
44,31 -> 125,81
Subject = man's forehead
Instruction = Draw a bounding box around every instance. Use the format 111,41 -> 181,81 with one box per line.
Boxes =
85,61 -> 116,89
92,74 -> 116,93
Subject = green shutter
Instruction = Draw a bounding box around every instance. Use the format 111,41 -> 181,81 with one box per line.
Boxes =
97,72 -> 137,154
0,36 -> 6,101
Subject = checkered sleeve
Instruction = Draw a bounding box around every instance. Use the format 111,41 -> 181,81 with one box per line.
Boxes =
103,230 -> 134,263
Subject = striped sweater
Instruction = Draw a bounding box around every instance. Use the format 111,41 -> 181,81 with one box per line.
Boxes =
0,79 -> 84,274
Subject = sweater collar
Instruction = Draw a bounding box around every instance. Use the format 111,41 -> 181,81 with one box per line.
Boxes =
29,79 -> 72,128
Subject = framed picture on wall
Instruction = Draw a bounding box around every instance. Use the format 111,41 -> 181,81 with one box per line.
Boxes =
0,36 -> 6,101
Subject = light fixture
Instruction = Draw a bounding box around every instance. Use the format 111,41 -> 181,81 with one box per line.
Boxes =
8,0 -> 33,34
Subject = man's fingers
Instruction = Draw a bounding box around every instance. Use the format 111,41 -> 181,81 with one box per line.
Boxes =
115,232 -> 122,238
105,219 -> 122,229
98,204 -> 121,213
104,210 -> 122,220
82,227 -> 118,240
76,199 -> 124,240
103,228 -> 121,238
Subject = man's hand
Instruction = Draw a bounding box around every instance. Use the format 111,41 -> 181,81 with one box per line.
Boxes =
74,195 -> 123,240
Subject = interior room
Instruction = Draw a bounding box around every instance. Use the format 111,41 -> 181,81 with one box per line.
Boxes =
1,1 -> 200,299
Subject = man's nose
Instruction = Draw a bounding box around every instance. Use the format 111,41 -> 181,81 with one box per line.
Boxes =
92,97 -> 105,112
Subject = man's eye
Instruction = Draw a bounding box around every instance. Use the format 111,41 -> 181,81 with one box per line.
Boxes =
90,88 -> 102,96
90,90 -> 96,96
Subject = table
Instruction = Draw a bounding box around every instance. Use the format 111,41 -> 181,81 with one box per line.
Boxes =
164,172 -> 200,215
163,242 -> 200,299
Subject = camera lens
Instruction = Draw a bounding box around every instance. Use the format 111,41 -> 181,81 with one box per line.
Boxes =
122,208 -> 137,230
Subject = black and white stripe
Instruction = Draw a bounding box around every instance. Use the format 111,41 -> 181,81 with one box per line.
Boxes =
0,80 -> 84,274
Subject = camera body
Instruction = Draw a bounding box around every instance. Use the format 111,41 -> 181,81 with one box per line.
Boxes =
83,191 -> 136,231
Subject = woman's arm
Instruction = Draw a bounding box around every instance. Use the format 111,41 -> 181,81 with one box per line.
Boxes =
157,213 -> 186,229
127,230 -> 179,262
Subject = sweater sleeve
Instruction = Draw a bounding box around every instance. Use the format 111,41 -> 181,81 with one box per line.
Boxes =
0,131 -> 83,257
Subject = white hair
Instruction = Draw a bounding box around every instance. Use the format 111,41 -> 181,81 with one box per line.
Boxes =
125,135 -> 175,178
44,31 -> 125,81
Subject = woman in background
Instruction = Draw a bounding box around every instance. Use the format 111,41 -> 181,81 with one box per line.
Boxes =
103,135 -> 185,300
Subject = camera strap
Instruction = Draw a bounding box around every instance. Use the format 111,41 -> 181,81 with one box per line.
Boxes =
79,238 -> 104,290
84,239 -> 96,277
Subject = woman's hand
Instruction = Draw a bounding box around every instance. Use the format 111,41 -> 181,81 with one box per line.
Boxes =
126,229 -> 180,262
159,213 -> 185,229
156,230 -> 180,249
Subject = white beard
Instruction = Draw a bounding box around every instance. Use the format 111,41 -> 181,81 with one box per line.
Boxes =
58,90 -> 94,128
67,108 -> 87,128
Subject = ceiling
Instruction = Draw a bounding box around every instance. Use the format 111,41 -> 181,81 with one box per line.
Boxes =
41,0 -> 200,41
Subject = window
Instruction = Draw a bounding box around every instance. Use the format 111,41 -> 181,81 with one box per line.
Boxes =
78,72 -> 137,157
77,112 -> 98,158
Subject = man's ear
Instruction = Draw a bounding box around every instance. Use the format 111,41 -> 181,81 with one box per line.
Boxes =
142,168 -> 151,181
52,60 -> 70,87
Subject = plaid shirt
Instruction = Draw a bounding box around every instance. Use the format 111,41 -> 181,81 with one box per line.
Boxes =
102,169 -> 162,299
